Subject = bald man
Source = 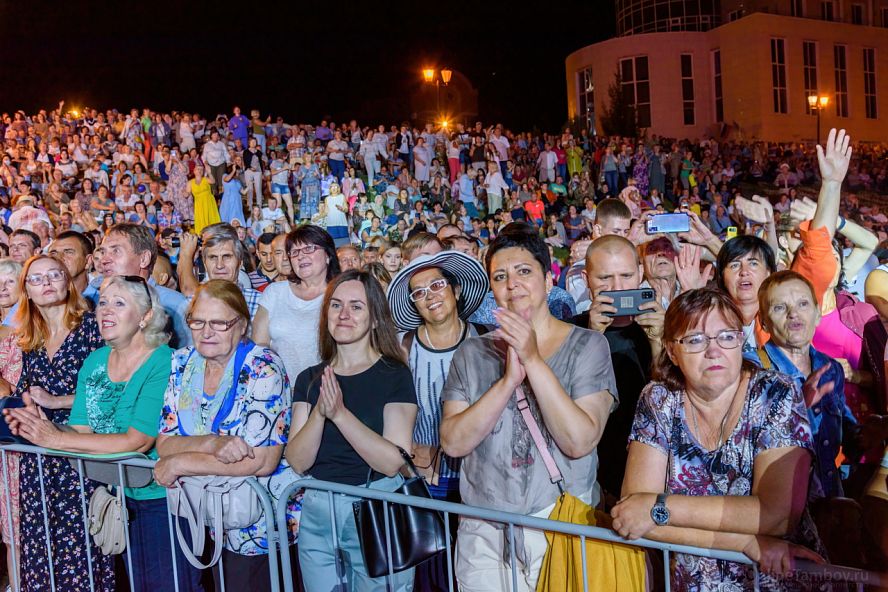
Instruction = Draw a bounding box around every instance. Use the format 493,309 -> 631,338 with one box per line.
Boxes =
569,235 -> 664,502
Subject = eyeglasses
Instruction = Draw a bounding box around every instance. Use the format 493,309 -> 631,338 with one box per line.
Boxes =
122,275 -> 151,303
409,278 -> 449,303
25,269 -> 66,286
289,244 -> 320,258
674,330 -> 744,353
185,317 -> 241,332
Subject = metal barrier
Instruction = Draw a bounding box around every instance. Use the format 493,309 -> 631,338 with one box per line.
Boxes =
275,478 -> 885,592
0,443 -> 281,592
0,444 -> 881,592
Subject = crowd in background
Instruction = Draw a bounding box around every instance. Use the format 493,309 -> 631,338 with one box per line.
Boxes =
0,102 -> 882,592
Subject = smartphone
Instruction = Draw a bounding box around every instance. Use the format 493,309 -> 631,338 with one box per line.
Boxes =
726,226 -> 738,240
599,288 -> 656,317
646,213 -> 690,234
0,397 -> 30,445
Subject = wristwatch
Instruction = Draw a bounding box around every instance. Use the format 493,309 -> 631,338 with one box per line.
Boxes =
650,493 -> 670,526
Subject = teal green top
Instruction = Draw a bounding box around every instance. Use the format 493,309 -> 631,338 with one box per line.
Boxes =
69,345 -> 173,500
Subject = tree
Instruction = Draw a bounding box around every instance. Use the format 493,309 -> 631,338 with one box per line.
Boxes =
599,71 -> 637,138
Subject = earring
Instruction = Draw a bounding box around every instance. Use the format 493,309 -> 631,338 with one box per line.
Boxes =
138,321 -> 146,330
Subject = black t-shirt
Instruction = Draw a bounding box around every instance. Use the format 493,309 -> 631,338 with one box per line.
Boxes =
293,358 -> 417,485
570,312 -> 652,496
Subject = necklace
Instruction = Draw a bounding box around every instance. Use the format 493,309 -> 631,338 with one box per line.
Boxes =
423,320 -> 464,350
687,380 -> 742,451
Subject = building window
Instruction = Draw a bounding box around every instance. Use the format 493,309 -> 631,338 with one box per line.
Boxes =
803,41 -> 819,114
851,3 -> 865,24
728,9 -> 743,21
681,54 -> 695,125
577,67 -> 596,132
834,44 -> 849,117
620,56 -> 652,128
821,1 -> 835,21
882,7 -> 888,26
771,38 -> 788,114
864,48 -> 877,119
713,49 -> 724,122
790,0 -> 805,17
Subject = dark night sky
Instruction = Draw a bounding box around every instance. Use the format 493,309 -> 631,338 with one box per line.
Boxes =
0,1 -> 615,131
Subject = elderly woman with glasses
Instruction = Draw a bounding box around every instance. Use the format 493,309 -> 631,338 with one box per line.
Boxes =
6,275 -> 174,591
5,254 -> 109,591
613,288 -> 826,590
155,280 -> 296,592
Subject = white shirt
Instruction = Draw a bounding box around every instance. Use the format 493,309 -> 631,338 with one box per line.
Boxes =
258,283 -> 323,382
201,140 -> 230,167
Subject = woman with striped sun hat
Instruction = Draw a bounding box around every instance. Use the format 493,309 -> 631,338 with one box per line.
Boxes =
386,249 -> 489,591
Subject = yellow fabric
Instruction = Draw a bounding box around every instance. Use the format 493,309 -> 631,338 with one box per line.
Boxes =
536,493 -> 646,592
191,178 -> 221,233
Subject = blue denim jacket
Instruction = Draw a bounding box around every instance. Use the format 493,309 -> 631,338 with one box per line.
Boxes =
754,341 -> 857,497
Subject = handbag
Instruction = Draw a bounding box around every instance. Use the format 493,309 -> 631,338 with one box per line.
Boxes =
352,447 -> 448,578
512,384 -> 646,592
88,486 -> 126,555
165,341 -> 261,569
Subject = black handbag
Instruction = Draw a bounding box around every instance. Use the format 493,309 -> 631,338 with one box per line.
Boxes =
352,447 -> 448,578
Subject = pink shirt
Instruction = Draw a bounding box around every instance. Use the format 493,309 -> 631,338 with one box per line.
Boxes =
812,309 -> 873,420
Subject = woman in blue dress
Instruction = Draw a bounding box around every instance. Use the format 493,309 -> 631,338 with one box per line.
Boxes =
219,163 -> 247,226
296,154 -> 321,221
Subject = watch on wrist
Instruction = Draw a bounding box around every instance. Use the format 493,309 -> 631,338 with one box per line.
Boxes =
650,493 -> 670,526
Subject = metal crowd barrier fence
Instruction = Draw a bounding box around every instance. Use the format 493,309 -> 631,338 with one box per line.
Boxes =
275,478 -> 885,592
0,443 -> 281,592
0,444 -> 881,592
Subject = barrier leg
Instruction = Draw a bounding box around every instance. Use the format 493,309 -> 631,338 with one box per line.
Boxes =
166,505 -> 181,592
328,491 -> 344,588
444,511 -> 453,592
2,450 -> 19,592
383,500 -> 394,592
36,453 -> 57,592
218,546 -> 226,591
75,459 -> 96,592
508,523 -> 518,592
663,549 -> 670,592
117,464 -> 135,592
580,535 -> 588,592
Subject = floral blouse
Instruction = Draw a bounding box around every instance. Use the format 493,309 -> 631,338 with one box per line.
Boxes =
159,344 -> 299,556
630,369 -> 822,592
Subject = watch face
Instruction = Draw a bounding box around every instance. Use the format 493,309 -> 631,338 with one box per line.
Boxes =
651,505 -> 670,526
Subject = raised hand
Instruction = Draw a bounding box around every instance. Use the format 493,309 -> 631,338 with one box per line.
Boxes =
735,195 -> 774,225
801,365 -> 834,408
817,128 -> 852,186
789,196 -> 817,226
675,244 -> 713,291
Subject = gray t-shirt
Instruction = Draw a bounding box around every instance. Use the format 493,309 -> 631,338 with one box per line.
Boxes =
441,326 -> 618,514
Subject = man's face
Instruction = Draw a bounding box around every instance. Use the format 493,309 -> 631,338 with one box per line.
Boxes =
9,235 -> 39,263
338,248 -> 361,271
98,232 -> 147,277
642,239 -> 677,282
49,236 -> 91,279
271,235 -> 291,276
594,216 -> 631,239
202,240 -> 240,283
257,241 -> 276,273
584,246 -> 641,295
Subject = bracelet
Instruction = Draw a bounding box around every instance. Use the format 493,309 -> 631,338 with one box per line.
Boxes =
837,216 -> 847,231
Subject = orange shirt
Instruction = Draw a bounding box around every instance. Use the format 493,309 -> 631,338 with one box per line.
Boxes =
525,199 -> 545,222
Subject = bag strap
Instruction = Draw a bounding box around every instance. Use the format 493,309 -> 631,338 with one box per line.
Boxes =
172,481 -> 208,569
756,347 -> 771,370
514,384 -> 564,492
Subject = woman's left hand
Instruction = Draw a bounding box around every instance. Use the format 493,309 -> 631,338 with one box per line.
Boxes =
319,366 -> 345,423
611,492 -> 658,540
7,403 -> 59,448
493,308 -> 541,366
153,456 -> 182,488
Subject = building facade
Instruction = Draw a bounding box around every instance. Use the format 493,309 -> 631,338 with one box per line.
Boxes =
566,0 -> 888,142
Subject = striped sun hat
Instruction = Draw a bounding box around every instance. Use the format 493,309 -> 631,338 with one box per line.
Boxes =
387,251 -> 489,331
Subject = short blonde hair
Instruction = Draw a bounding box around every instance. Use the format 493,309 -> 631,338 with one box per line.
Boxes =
100,276 -> 170,348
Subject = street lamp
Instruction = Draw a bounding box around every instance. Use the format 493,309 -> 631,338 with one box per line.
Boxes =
807,94 -> 830,145
422,67 -> 452,121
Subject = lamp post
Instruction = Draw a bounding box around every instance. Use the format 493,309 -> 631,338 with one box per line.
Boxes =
422,67 -> 452,122
807,94 -> 830,145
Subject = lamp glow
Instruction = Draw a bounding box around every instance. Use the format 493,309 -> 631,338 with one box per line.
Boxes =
422,68 -> 435,83
441,68 -> 452,84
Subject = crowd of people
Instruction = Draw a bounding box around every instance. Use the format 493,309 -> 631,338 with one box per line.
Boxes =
0,101 -> 883,592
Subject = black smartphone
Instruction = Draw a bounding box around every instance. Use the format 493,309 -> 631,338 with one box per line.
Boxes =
599,288 -> 656,317
0,397 -> 31,445
646,213 -> 690,234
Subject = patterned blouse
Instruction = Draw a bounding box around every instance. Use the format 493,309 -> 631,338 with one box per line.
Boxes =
630,369 -> 823,592
159,343 -> 299,556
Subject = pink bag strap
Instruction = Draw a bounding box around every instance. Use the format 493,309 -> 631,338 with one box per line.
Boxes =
514,384 -> 564,492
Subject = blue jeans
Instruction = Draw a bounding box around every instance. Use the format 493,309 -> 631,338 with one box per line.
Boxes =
329,158 -> 346,182
126,497 -> 205,592
298,476 -> 415,592
604,170 -> 618,193
255,134 -> 267,155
